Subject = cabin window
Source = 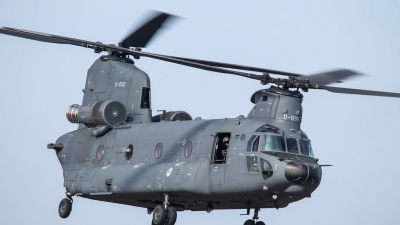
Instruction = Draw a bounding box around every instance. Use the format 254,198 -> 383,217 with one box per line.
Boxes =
261,135 -> 285,152
141,87 -> 150,109
287,138 -> 299,154
246,156 -> 259,172
300,140 -> 314,157
211,133 -> 231,164
184,141 -> 193,158
154,143 -> 163,159
96,145 -> 105,161
262,95 -> 268,101
124,144 -> 133,160
260,158 -> 273,179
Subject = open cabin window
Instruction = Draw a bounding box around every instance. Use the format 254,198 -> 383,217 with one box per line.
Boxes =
261,134 -> 285,152
211,133 -> 231,164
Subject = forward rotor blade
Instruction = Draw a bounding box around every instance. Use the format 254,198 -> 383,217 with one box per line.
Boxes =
299,69 -> 363,86
119,11 -> 176,48
165,54 -> 364,86
319,86 -> 400,98
161,55 -> 364,86
157,54 -> 304,77
0,27 -> 263,80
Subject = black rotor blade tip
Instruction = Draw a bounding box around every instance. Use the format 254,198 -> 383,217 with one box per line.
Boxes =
120,11 -> 177,48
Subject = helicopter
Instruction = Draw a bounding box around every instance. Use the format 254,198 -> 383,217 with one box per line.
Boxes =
1,11 -> 400,225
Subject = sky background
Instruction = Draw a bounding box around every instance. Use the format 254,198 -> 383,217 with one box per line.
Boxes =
1,1 -> 400,224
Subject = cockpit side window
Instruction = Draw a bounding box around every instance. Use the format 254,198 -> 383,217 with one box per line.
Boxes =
246,135 -> 259,152
252,136 -> 260,152
300,139 -> 314,157
287,138 -> 299,154
260,158 -> 273,179
246,156 -> 259,172
261,135 -> 285,152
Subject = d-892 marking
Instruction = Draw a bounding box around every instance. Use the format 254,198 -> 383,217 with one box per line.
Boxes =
283,114 -> 300,122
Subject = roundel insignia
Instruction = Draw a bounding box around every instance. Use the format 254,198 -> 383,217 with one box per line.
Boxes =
166,167 -> 173,177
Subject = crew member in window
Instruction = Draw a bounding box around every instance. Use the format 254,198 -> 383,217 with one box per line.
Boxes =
221,137 -> 230,157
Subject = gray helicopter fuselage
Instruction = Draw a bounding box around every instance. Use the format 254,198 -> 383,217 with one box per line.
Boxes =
56,116 -> 319,210
2,14 -> 399,224
52,57 -> 321,211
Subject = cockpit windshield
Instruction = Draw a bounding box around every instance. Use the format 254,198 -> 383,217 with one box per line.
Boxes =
261,135 -> 285,152
257,131 -> 315,158
287,138 -> 299,154
300,139 -> 314,157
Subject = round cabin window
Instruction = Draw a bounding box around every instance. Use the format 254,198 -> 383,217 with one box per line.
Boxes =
184,141 -> 193,158
125,144 -> 133,160
154,143 -> 163,159
96,145 -> 105,161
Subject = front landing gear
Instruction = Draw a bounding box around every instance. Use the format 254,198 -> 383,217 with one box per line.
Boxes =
152,205 -> 167,225
58,198 -> 72,218
166,207 -> 177,225
243,208 -> 265,225
151,194 -> 177,225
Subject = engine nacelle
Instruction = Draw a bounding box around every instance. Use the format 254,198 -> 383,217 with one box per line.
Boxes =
66,100 -> 127,127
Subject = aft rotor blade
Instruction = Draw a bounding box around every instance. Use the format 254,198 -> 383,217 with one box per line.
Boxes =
0,27 -> 263,80
119,11 -> 177,48
129,50 -> 264,79
0,27 -> 101,47
157,54 -> 304,77
0,27 -> 70,44
319,86 -> 400,98
299,69 -> 363,86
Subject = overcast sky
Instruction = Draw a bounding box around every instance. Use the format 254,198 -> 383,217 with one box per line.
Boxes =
1,1 -> 400,225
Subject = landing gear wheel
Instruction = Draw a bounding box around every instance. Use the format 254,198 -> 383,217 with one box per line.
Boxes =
58,198 -> 72,218
244,219 -> 255,225
152,205 -> 167,225
256,221 -> 265,225
166,206 -> 177,225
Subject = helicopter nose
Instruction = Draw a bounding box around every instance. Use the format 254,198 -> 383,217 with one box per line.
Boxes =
285,161 -> 321,185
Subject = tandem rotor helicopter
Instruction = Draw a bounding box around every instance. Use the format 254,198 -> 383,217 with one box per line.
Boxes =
1,11 -> 400,225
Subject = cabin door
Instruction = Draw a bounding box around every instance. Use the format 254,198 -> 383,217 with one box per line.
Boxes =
209,133 -> 231,187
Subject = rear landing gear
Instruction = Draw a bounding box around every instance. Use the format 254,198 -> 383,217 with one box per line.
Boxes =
58,190 -> 73,219
58,198 -> 72,218
206,202 -> 214,213
151,194 -> 177,225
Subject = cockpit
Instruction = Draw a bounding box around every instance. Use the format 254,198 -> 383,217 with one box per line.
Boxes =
245,126 -> 315,181
243,125 -> 321,186
248,126 -> 314,158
